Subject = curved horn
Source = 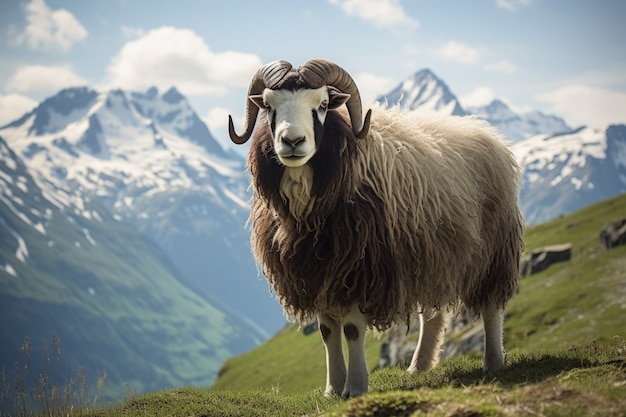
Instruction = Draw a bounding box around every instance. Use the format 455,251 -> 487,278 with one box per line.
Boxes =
299,59 -> 372,139
228,60 -> 294,144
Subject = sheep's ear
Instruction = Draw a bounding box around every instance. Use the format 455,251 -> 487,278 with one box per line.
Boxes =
328,87 -> 350,109
249,94 -> 265,109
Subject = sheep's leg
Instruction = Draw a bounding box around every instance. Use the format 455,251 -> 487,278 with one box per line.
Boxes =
481,308 -> 505,372
318,313 -> 346,397
342,305 -> 369,398
407,310 -> 448,373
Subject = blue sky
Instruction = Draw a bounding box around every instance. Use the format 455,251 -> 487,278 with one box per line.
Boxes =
1,0 -> 625,150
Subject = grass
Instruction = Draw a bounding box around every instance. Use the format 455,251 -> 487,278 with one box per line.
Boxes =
211,324 -> 385,394
72,337 -> 625,416
505,193 -> 626,352
1,336 -> 109,417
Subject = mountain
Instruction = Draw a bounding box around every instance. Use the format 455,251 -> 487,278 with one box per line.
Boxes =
466,99 -> 572,142
0,86 -> 285,335
377,68 -> 572,142
0,135 -> 263,402
512,124 -> 626,224
377,68 -> 467,116
376,68 -> 626,224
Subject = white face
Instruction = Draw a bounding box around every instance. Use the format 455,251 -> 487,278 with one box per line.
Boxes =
250,86 -> 349,167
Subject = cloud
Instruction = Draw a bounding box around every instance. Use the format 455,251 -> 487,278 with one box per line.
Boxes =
5,65 -> 88,93
200,107 -> 240,151
496,0 -> 534,12
203,107 -> 233,133
11,0 -> 87,52
437,41 -> 483,65
105,27 -> 263,96
459,86 -> 497,108
535,85 -> 626,128
120,26 -> 145,39
329,0 -> 419,33
353,72 -> 397,104
485,59 -> 517,73
0,94 -> 38,126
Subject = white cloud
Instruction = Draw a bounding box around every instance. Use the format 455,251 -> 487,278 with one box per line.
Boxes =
535,85 -> 626,128
120,26 -> 145,39
437,41 -> 483,65
459,86 -> 497,108
496,0 -> 533,12
201,107 -> 248,154
0,94 -> 38,126
485,59 -> 517,73
329,0 -> 419,33
105,26 -> 263,96
353,72 -> 396,105
5,65 -> 88,93
11,0 -> 87,52
203,107 -> 233,133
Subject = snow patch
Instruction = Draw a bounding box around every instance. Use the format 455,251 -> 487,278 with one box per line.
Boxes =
82,227 -> 97,245
513,127 -> 607,186
0,216 -> 29,262
222,187 -> 250,209
614,137 -> 626,170
3,263 -> 17,277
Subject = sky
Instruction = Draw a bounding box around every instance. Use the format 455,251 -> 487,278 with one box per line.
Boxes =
1,0 -> 625,151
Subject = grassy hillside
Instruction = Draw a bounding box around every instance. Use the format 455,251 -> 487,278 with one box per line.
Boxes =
17,193 -> 626,416
506,193 -> 626,351
213,192 -> 626,394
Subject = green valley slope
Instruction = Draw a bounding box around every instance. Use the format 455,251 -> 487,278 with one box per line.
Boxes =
0,136 -> 264,406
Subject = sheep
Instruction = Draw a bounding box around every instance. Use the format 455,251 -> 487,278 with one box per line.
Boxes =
228,59 -> 524,398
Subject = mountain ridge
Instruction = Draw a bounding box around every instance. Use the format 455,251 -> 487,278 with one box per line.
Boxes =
0,85 -> 285,336
377,67 -> 625,224
513,123 -> 626,224
377,68 -> 466,116
377,68 -> 573,142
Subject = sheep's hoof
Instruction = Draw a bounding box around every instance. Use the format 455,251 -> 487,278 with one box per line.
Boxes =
341,389 -> 366,399
483,353 -> 506,372
324,387 -> 341,398
341,384 -> 367,399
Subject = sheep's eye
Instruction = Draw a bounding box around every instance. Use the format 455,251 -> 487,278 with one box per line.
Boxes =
319,101 -> 328,112
264,101 -> 272,111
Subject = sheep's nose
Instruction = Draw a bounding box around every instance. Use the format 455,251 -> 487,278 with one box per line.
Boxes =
281,135 -> 305,148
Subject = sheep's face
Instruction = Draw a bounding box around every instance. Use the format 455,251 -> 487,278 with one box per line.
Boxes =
250,86 -> 350,167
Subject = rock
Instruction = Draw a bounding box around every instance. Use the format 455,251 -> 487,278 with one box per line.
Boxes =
377,324 -> 417,369
302,320 -> 318,335
600,218 -> 626,250
376,310 -> 484,370
520,243 -> 572,276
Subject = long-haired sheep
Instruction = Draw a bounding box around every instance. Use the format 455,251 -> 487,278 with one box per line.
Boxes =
228,59 -> 524,398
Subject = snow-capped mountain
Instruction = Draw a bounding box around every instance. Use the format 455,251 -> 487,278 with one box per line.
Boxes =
0,134 -> 264,401
0,86 -> 284,335
376,67 -> 625,224
467,99 -> 572,142
378,68 -> 572,142
377,68 -> 467,116
513,125 -> 626,224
